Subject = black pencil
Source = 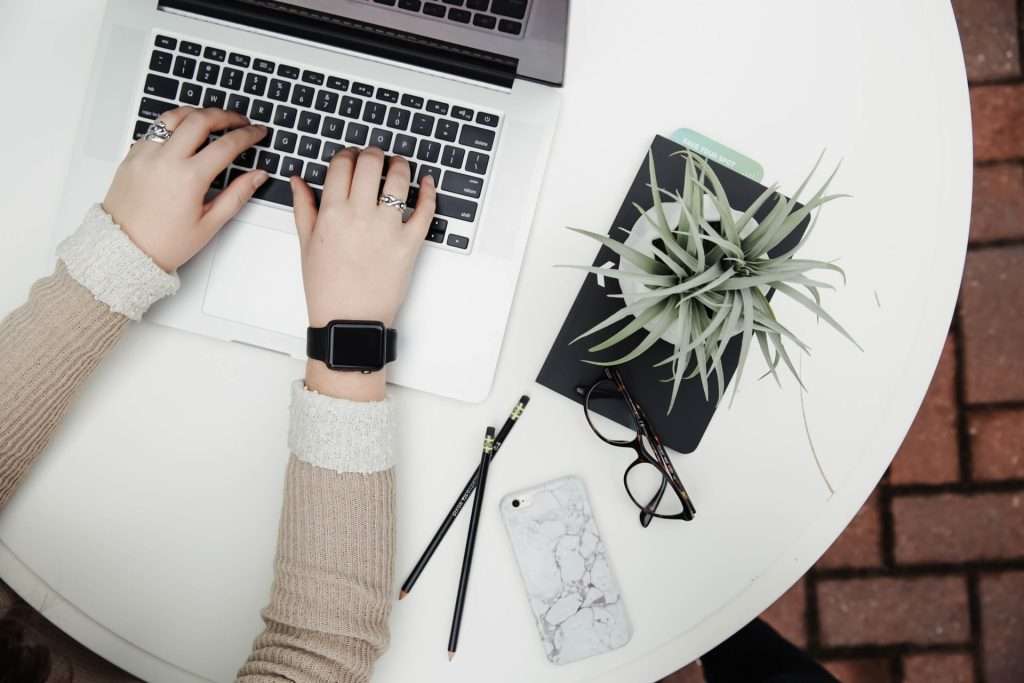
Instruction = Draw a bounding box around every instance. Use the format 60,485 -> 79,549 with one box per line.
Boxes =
447,427 -> 495,660
399,395 -> 529,599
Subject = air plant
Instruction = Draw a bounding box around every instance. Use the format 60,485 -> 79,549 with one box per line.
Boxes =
563,151 -> 860,413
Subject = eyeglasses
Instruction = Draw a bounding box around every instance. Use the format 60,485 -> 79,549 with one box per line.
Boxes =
577,367 -> 697,527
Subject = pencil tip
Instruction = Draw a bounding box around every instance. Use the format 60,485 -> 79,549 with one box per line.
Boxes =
398,591 -> 408,600
448,651 -> 455,661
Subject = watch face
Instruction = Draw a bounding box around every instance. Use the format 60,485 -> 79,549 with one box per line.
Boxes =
329,322 -> 386,370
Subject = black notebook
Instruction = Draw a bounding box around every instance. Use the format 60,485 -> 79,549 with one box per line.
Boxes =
537,135 -> 806,453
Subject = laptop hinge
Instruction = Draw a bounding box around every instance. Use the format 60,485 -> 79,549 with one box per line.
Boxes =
157,0 -> 518,88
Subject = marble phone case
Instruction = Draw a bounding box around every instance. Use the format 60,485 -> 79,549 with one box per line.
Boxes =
500,476 -> 632,665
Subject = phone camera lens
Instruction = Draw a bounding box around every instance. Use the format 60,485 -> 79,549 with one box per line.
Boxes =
511,499 -> 520,508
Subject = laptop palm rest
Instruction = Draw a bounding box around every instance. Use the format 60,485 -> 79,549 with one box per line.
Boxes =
202,220 -> 307,338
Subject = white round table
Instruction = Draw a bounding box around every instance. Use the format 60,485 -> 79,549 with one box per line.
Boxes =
0,1 -> 971,681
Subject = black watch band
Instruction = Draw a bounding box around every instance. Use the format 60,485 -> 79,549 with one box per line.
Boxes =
306,320 -> 397,372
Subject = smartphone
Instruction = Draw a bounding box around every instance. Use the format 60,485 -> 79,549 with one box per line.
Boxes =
500,476 -> 632,665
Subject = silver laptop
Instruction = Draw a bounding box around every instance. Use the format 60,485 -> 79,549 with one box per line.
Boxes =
54,0 -> 566,402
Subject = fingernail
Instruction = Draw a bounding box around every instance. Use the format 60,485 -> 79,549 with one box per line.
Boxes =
423,174 -> 435,187
254,171 -> 269,187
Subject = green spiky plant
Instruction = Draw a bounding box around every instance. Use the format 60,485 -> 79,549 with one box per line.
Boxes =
563,151 -> 860,413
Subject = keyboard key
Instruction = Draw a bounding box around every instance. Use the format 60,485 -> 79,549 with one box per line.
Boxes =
227,94 -> 250,114
393,134 -> 417,157
416,139 -> 441,162
133,120 -> 150,140
204,47 -> 226,62
298,136 -> 322,159
401,94 -> 424,109
179,40 -> 202,56
315,90 -> 339,113
298,111 -> 322,133
363,101 -> 386,124
442,170 -> 483,198
427,100 -> 449,115
345,122 -> 369,145
203,88 -> 226,108
274,106 -> 297,128
322,142 -> 344,162
443,0 -> 465,5
340,96 -> 363,118
398,0 -> 422,10
441,145 -> 465,168
221,67 -> 244,90
465,150 -> 490,174
145,74 -> 179,100
437,194 -> 478,222
446,234 -> 470,249
491,0 -> 527,18
253,59 -> 275,73
155,35 -> 177,50
475,111 -> 499,127
304,162 -> 328,185
292,85 -> 315,107
498,18 -> 523,34
424,2 -> 445,17
244,73 -> 268,96
212,169 -> 227,190
252,176 -> 295,207
417,165 -> 442,186
375,0 -> 397,5
255,126 -> 274,147
411,113 -> 435,135
369,128 -> 393,151
138,97 -> 176,120
258,150 -> 281,174
426,230 -> 445,243
436,119 -> 459,141
322,116 -> 345,139
352,82 -> 374,97
302,70 -> 325,85
150,50 -> 173,74
229,53 -> 251,68
269,79 -> 291,102
274,130 -> 297,153
198,62 -> 220,84
277,64 -> 300,79
235,147 -> 256,168
281,157 -> 304,178
459,124 -> 495,150
173,56 -> 197,79
376,88 -> 399,103
448,8 -> 471,22
473,14 -> 497,29
426,217 -> 448,242
250,99 -> 273,122
386,107 -> 411,130
327,76 -> 349,91
451,106 -> 473,121
180,82 -> 202,105
467,0 -> 489,9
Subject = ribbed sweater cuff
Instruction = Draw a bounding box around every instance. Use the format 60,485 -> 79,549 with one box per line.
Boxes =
288,381 -> 395,474
56,205 -> 180,321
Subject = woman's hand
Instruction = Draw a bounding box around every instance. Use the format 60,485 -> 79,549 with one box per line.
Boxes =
103,107 -> 269,272
291,147 -> 437,401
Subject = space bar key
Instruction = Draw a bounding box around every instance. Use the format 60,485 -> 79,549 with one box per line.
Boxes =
251,177 -> 294,207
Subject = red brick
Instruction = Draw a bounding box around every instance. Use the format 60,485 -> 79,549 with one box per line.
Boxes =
952,0 -> 1021,81
971,85 -> 1024,162
961,246 -> 1024,403
894,492 -> 1024,563
970,164 -> 1024,244
823,658 -> 894,683
891,335 -> 960,484
903,653 -> 976,683
818,576 -> 970,646
760,579 -> 807,647
817,492 -> 882,568
662,662 -> 704,683
980,571 -> 1024,683
970,409 -> 1024,480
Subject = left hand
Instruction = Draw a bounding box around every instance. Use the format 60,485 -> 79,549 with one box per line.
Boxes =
103,107 -> 269,272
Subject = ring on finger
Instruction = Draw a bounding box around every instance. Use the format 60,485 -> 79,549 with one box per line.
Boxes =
143,119 -> 173,144
379,193 -> 412,222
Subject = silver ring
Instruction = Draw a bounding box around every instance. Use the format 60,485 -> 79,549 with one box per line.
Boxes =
379,193 -> 407,213
143,119 -> 173,144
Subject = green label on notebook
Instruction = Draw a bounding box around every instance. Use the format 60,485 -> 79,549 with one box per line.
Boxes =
670,128 -> 764,182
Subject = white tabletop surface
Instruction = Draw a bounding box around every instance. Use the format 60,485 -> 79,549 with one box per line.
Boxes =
0,1 -> 971,681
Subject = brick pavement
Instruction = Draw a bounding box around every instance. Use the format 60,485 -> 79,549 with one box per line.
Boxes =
664,1 -> 1024,681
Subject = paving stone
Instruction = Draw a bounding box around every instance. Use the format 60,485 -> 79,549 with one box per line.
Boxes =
760,579 -> 807,648
971,85 -> 1024,162
961,246 -> 1024,403
817,576 -> 970,646
817,492 -> 882,568
903,653 -> 976,683
894,492 -> 1024,563
980,571 -> 1024,683
823,658 -> 894,683
891,335 -> 960,484
970,164 -> 1024,244
969,409 -> 1024,480
951,0 -> 1021,81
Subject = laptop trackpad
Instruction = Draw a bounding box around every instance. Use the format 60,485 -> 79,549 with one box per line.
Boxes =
202,221 -> 307,337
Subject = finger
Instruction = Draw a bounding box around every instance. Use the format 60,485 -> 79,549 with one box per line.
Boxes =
321,147 -> 357,209
380,155 -> 412,205
349,146 -> 387,208
193,124 -> 269,180
165,108 -> 250,158
405,173 -> 437,241
290,176 -> 318,246
132,106 -> 196,153
200,169 -> 269,234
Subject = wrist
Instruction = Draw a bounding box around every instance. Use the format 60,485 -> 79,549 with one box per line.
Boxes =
305,359 -> 386,402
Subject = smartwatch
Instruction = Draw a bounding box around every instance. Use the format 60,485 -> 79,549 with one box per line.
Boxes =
306,320 -> 397,373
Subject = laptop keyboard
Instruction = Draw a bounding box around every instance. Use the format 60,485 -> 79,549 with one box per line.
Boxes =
134,33 -> 505,253
364,0 -> 530,37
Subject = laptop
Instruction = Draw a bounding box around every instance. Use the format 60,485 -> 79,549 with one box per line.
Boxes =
54,0 -> 566,402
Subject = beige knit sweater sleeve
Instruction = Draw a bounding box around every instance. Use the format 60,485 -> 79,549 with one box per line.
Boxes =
0,207 -> 395,683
